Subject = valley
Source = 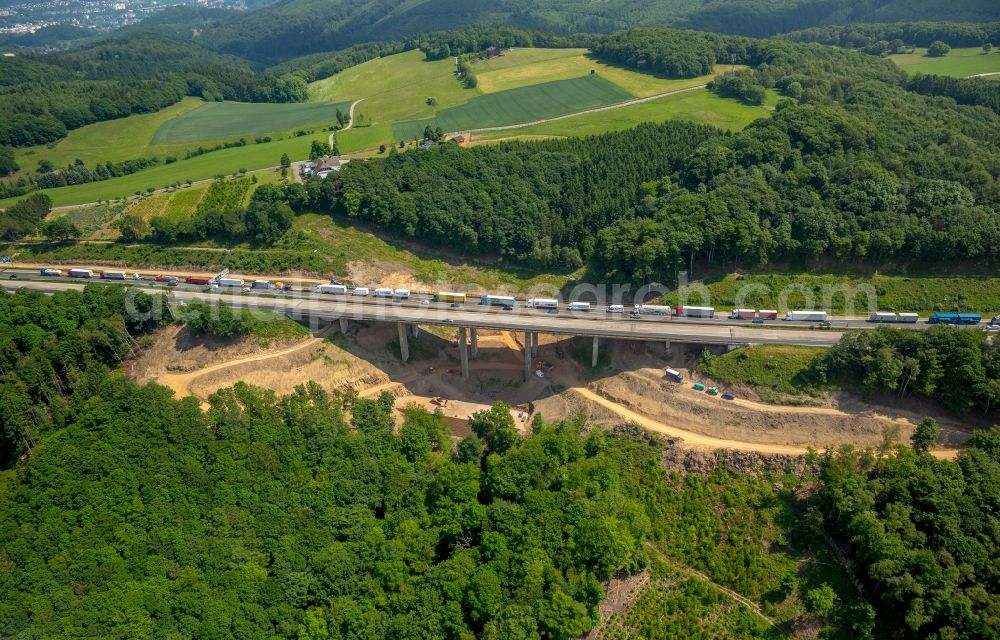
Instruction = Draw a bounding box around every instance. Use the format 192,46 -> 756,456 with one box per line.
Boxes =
1,14 -> 999,640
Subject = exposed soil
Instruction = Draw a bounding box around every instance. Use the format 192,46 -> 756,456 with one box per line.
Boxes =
128,323 -> 969,457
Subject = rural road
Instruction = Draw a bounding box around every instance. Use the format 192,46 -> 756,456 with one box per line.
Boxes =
969,72 -> 1000,78
329,98 -> 364,149
458,84 -> 707,134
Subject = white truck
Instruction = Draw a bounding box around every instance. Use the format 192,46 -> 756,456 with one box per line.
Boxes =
217,277 -> 244,288
68,268 -> 94,278
568,301 -> 591,312
785,310 -> 828,322
101,271 -> 127,280
527,298 -> 559,309
315,284 -> 347,295
251,280 -> 273,290
607,304 -> 624,313
393,289 -> 411,299
730,309 -> 756,320
897,313 -> 919,323
374,287 -> 394,298
352,287 -> 370,297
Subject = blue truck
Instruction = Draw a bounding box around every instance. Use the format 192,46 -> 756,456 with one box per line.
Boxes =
927,313 -> 981,325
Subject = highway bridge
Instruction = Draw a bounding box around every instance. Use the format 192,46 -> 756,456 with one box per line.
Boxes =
4,276 -> 851,381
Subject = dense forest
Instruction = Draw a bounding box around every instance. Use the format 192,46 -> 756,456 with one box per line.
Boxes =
783,20 -> 1000,50
114,0 -> 1000,65
817,431 -> 1000,638
0,34 -> 307,148
0,283 -> 997,637
819,326 -> 1000,415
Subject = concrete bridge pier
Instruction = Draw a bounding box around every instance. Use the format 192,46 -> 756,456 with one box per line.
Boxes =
531,332 -> 539,356
458,326 -> 469,379
470,328 -> 478,358
411,323 -> 419,338
339,318 -> 349,333
397,322 -> 409,363
523,331 -> 532,381
592,336 -> 599,368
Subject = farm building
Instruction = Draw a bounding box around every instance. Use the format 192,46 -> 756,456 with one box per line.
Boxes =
302,155 -> 345,179
450,135 -> 466,145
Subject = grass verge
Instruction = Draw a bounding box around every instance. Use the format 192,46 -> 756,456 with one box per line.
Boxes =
697,345 -> 830,402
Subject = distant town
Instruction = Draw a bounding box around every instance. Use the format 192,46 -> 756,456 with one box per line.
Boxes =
0,0 -> 246,36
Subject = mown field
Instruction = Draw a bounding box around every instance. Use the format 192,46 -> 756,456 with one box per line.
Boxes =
308,49 -> 471,124
11,98 -> 206,173
472,47 -> 729,97
394,75 -> 634,140
661,272 -> 1000,316
152,101 -> 351,144
890,46 -> 1000,77
474,88 -> 776,141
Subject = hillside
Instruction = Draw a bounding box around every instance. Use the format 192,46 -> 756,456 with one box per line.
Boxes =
124,0 -> 1000,65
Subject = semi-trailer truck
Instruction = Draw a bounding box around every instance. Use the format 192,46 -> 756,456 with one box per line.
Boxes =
869,312 -> 898,323
374,288 -> 394,298
527,298 -> 559,309
185,276 -> 210,285
928,313 -> 981,325
730,309 -> 756,320
635,304 -> 671,316
759,310 -> 778,320
68,269 -> 93,278
676,305 -> 715,318
316,284 -> 348,295
568,301 -> 591,312
435,292 -> 467,303
393,289 -> 410,299
481,295 -> 517,307
251,280 -> 273,290
352,287 -> 370,297
101,271 -> 127,280
217,277 -> 244,287
40,268 -> 63,276
785,311 -> 828,322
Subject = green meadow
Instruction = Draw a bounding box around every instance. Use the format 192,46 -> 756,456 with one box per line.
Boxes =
152,101 -> 352,143
394,75 -> 634,139
890,47 -> 1000,77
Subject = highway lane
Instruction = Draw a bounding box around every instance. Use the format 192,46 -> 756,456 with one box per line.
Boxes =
3,278 -> 846,347
0,268 -> 923,331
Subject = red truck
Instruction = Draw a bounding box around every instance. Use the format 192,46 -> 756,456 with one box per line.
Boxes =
185,276 -> 211,285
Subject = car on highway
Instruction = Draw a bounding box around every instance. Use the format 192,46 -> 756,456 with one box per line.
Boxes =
420,300 -> 430,305
986,324 -> 1000,331
444,318 -> 454,323
546,308 -> 557,314
629,311 -> 641,319
450,302 -> 461,308
241,286 -> 251,293
607,305 -> 624,313
166,281 -> 178,287
8,274 -> 16,279
504,305 -> 515,311
751,318 -> 764,325
819,320 -> 832,328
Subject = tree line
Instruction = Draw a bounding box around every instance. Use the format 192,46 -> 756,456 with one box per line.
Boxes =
817,326 -> 1000,416
782,21 -> 1000,51
906,73 -> 1000,116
